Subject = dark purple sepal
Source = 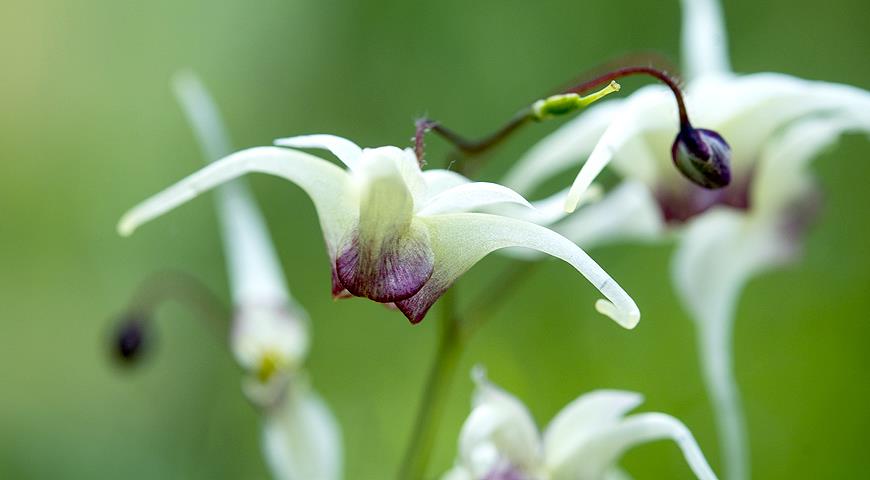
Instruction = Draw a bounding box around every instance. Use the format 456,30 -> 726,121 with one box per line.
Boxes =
330,265 -> 352,299
671,126 -> 732,189
395,278 -> 450,324
336,232 -> 435,303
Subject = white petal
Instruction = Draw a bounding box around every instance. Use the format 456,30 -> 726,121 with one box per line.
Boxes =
454,367 -> 541,477
417,182 -> 534,216
542,390 -> 644,469
422,169 -> 470,199
564,87 -> 673,212
274,134 -> 362,170
490,184 -> 603,226
171,70 -> 233,162
172,73 -> 311,373
753,113 -> 870,218
262,384 -> 343,480
440,465 -> 473,480
680,0 -> 732,81
672,209 -> 793,480
402,213 -> 640,328
502,100 -> 623,195
550,412 -> 717,480
690,73 -> 870,175
117,146 -> 357,258
555,181 -> 665,249
172,71 -> 294,307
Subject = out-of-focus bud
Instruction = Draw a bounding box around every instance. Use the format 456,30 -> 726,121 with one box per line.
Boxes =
671,126 -> 732,189
113,312 -> 149,364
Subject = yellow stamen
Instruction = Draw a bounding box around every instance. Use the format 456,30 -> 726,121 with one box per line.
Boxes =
256,350 -> 284,383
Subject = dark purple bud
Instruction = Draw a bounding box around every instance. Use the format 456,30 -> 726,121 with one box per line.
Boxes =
113,312 -> 149,364
671,126 -> 732,189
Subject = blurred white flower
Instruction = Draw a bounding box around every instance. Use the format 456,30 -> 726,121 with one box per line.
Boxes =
500,0 -> 870,478
442,367 -> 717,480
173,72 -> 342,480
118,124 -> 641,330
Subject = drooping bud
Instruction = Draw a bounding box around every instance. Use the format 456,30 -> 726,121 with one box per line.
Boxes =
671,126 -> 732,189
113,312 -> 150,364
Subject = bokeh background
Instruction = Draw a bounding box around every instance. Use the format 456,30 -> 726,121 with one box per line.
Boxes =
2,0 -> 869,478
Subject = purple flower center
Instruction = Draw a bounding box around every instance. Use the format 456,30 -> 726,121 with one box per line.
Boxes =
656,169 -> 752,224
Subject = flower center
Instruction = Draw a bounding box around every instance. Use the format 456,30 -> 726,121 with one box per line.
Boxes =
656,169 -> 753,224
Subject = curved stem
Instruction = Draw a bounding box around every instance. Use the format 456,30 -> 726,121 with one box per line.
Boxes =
698,315 -> 748,480
414,65 -> 689,170
398,288 -> 465,480
129,269 -> 230,335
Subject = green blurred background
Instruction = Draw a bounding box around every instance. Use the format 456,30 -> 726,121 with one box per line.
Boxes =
2,0 -> 868,478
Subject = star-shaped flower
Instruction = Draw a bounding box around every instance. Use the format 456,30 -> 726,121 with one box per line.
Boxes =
499,0 -> 870,477
442,368 -> 717,480
118,132 -> 640,328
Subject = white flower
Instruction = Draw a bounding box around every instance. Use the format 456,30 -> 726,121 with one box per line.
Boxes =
500,0 -> 870,478
443,368 -> 717,480
117,123 -> 641,330
173,72 -> 341,480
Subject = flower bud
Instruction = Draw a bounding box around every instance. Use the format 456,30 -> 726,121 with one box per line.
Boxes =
113,313 -> 149,364
671,126 -> 732,189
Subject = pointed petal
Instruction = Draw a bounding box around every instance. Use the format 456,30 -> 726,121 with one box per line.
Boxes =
336,149 -> 434,302
503,181 -> 663,263
453,367 -> 541,477
418,182 -> 533,216
549,412 -> 717,480
501,101 -> 622,195
171,70 -> 233,162
680,0 -> 732,81
487,184 -> 604,226
262,384 -> 343,480
274,134 -> 362,170
690,73 -> 870,175
117,146 -> 357,258
422,169 -> 470,199
397,213 -> 640,327
564,87 -> 673,211
173,71 -> 296,308
753,112 -> 870,217
671,209 -> 790,480
542,390 -> 644,468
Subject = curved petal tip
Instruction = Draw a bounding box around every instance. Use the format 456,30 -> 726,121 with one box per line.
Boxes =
595,299 -> 640,329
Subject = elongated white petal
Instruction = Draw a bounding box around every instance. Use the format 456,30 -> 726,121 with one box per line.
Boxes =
680,0 -> 732,81
502,101 -> 623,195
173,72 -> 311,372
173,71 -> 293,307
422,169 -> 470,199
505,181 -> 663,263
672,209 -> 793,480
118,146 -> 357,257
556,181 -> 664,248
274,134 -> 362,171
542,390 -> 644,470
398,213 -> 640,328
454,368 -> 541,477
564,87 -> 673,211
418,182 -> 533,216
172,70 -> 233,162
262,385 -> 343,480
549,412 -> 717,480
754,113 -> 870,217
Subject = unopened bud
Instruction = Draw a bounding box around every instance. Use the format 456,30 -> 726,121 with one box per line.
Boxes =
671,126 -> 732,189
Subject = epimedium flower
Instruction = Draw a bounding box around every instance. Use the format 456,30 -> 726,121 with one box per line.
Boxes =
117,128 -> 641,330
173,72 -> 342,480
499,0 -> 870,478
442,367 -> 717,480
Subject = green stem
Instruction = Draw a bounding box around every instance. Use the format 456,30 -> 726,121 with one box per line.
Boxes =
398,289 -> 465,480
